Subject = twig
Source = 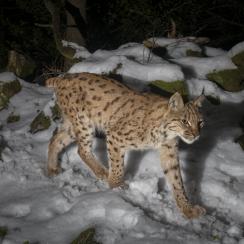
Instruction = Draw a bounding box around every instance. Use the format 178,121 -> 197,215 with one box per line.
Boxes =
35,23 -> 53,28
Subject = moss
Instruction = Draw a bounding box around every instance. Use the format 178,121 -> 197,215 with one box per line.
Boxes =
0,226 -> 7,239
7,114 -> 20,123
234,134 -> 244,151
149,80 -> 188,96
51,103 -> 61,121
7,51 -> 36,79
231,51 -> 244,68
0,79 -> 22,110
71,227 -> 100,244
0,93 -> 9,111
186,49 -> 204,57
212,234 -> 221,241
206,69 -> 243,92
30,112 -> 51,134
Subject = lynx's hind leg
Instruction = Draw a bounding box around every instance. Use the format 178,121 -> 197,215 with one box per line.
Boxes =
47,119 -> 75,176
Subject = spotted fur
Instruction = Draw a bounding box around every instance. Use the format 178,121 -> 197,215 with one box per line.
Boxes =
46,72 -> 205,219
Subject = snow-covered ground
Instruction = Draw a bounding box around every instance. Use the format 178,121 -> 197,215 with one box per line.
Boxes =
0,39 -> 244,244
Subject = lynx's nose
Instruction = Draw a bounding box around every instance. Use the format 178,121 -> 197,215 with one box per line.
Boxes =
192,128 -> 200,138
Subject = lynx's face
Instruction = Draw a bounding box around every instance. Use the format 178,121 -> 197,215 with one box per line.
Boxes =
175,103 -> 204,144
164,93 -> 204,144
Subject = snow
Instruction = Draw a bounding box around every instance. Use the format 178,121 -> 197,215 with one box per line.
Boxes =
0,72 -> 17,83
203,46 -> 227,57
1,39 -> 244,244
62,40 -> 91,59
69,55 -> 184,83
167,41 -> 202,59
228,41 -> 244,58
173,55 -> 237,79
186,78 -> 244,103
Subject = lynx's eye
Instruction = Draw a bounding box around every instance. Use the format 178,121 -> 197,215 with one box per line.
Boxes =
181,119 -> 188,125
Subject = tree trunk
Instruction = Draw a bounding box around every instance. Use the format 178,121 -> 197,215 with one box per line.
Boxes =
65,0 -> 87,47
44,0 -> 87,71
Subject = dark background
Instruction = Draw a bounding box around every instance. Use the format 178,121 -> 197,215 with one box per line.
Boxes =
1,0 -> 244,74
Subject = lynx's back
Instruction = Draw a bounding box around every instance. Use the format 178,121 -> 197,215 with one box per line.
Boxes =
46,72 -> 168,130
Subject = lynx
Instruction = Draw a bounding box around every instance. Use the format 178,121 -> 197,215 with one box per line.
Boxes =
46,72 -> 205,219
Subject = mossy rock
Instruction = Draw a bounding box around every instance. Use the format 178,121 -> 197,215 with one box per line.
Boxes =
149,80 -> 188,96
0,226 -> 8,239
0,79 -> 22,110
0,93 -> 9,111
7,51 -> 36,79
186,49 -> 204,57
7,114 -> 20,123
0,136 -> 7,161
30,112 -> 51,134
231,51 -> 244,79
51,103 -> 61,121
71,227 -> 100,244
206,69 -> 243,92
231,51 -> 244,68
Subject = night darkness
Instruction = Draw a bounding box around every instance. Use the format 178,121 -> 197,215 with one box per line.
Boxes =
1,0 -> 244,72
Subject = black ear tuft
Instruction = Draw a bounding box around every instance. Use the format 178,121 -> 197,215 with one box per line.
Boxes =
193,95 -> 205,107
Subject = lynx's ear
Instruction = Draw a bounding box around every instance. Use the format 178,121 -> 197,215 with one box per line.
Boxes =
193,95 -> 205,107
168,92 -> 184,111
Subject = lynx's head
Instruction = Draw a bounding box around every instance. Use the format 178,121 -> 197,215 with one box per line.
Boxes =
164,92 -> 204,144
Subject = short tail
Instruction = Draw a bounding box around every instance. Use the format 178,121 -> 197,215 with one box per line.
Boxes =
45,77 -> 60,88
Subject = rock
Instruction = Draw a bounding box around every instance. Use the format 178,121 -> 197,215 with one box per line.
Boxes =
0,226 -> 8,239
149,80 -> 187,96
231,51 -> 244,68
186,49 -> 204,57
206,69 -> 243,92
228,42 -> 244,80
7,114 -> 20,123
0,94 -> 8,111
7,50 -> 36,79
50,103 -> 61,121
30,112 -> 51,134
0,79 -> 21,110
71,227 -> 100,244
231,51 -> 244,81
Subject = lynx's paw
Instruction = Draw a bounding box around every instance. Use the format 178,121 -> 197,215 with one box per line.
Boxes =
108,177 -> 125,189
47,166 -> 61,177
182,205 -> 206,219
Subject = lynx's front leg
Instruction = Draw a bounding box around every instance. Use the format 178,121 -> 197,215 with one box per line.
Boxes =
106,137 -> 125,188
159,142 -> 205,219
